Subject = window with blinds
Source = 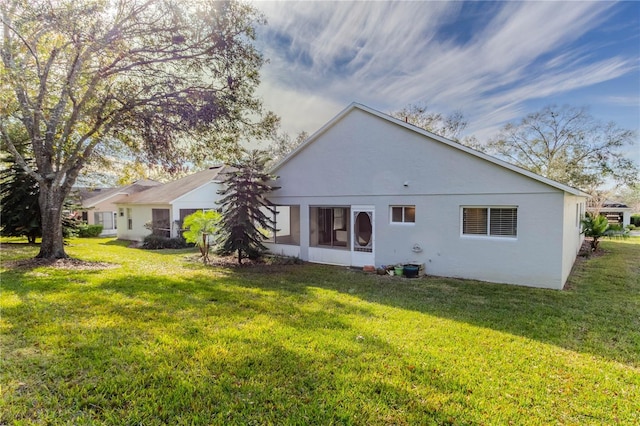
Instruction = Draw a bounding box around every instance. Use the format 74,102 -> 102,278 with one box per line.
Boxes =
463,208 -> 488,235
489,208 -> 517,236
462,207 -> 517,237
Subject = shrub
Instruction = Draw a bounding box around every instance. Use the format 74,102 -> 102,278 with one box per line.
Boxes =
581,212 -> 609,251
77,224 -> 103,238
142,235 -> 189,250
631,214 -> 640,227
264,254 -> 304,265
182,210 -> 221,263
627,224 -> 636,231
604,222 -> 630,239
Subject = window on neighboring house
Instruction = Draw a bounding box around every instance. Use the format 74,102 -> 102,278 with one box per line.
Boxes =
462,207 -> 517,237
94,211 -> 115,230
390,206 -> 415,223
127,208 -> 133,230
310,206 -> 350,248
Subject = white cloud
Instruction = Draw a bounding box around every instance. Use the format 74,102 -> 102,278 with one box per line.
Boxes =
253,1 -> 638,142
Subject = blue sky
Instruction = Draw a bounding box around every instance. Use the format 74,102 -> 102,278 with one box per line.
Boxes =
252,1 -> 640,166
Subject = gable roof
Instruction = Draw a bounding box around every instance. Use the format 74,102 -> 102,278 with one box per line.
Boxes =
116,165 -> 230,205
272,102 -> 589,198
81,179 -> 161,208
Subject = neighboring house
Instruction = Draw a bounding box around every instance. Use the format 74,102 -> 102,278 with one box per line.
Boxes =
264,103 -> 589,290
115,166 -> 229,241
78,180 -> 161,236
587,200 -> 632,227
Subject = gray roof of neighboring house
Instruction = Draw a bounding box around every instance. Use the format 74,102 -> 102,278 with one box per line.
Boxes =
603,201 -> 629,208
116,166 -> 230,205
81,179 -> 161,208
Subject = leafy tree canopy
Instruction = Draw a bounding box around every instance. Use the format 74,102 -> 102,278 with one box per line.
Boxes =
1,0 -> 275,258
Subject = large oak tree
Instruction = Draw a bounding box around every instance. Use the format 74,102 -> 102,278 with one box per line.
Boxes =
1,0 -> 274,258
484,105 -> 638,192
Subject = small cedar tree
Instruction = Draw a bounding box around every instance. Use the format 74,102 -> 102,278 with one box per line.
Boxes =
216,151 -> 279,264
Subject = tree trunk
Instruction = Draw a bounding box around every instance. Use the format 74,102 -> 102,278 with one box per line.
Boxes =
36,182 -> 68,259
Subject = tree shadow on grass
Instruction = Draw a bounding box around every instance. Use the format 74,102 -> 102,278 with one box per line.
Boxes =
3,237 -> 638,370
2,271 -> 474,424
223,243 -> 640,368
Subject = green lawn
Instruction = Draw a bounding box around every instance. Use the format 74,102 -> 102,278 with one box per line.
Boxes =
1,238 -> 639,425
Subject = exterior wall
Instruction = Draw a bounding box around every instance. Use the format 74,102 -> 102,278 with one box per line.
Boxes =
276,108 -> 553,198
269,107 -> 586,289
269,193 -> 568,289
116,204 -> 171,241
170,181 -> 224,238
264,243 -> 301,259
561,195 -> 586,286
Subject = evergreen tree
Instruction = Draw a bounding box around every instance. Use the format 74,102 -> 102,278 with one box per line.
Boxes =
0,157 -> 41,243
216,151 -> 279,264
0,156 -> 83,242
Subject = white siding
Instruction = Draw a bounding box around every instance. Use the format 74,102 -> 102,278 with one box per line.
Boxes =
116,204 -> 171,241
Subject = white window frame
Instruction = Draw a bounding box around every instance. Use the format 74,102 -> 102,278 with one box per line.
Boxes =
126,208 -> 133,230
390,205 -> 416,224
461,206 -> 518,239
94,211 -> 115,230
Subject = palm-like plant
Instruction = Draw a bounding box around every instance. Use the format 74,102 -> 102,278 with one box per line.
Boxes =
182,210 -> 221,263
581,212 -> 609,251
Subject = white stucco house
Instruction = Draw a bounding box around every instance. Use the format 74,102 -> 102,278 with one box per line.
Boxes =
587,200 -> 632,227
264,103 -> 589,290
115,166 -> 229,241
78,180 -> 161,236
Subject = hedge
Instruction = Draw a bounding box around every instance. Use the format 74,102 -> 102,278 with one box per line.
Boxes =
77,224 -> 103,238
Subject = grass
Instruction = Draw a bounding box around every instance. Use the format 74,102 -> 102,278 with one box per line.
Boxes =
1,237 -> 639,425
